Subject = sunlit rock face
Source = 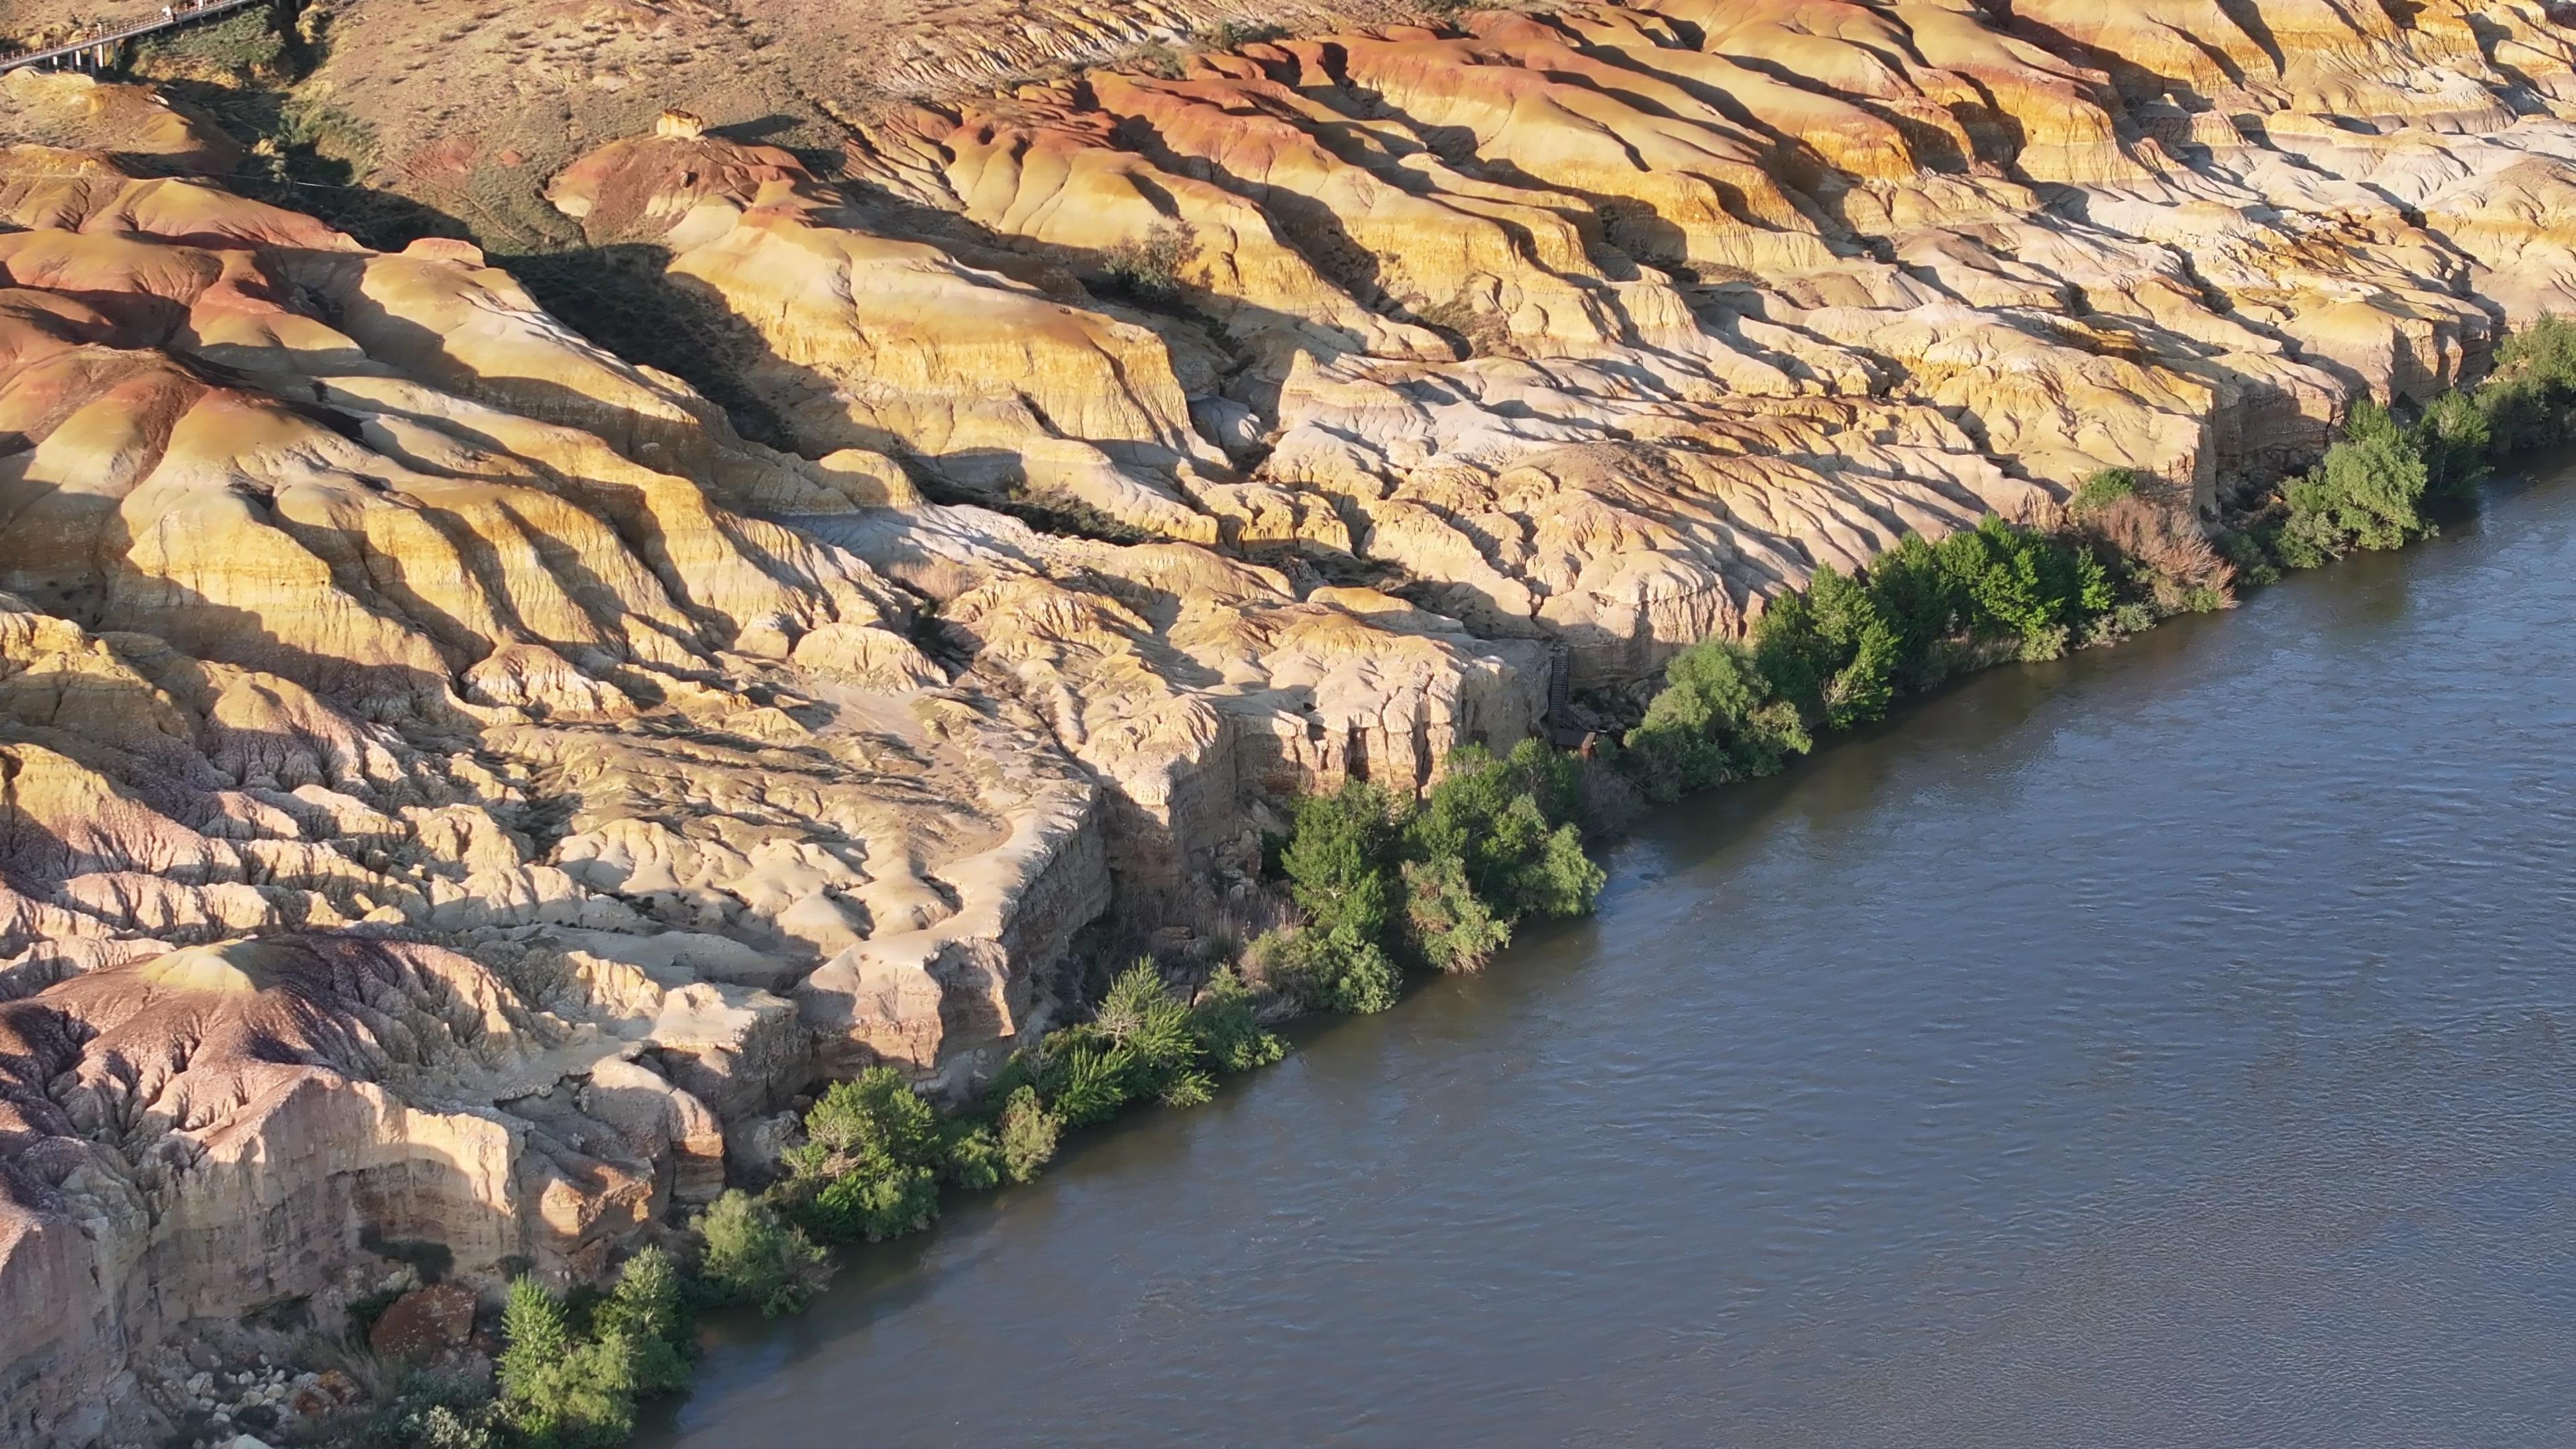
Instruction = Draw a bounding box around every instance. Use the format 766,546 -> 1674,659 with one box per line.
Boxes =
17,0 -> 2576,1439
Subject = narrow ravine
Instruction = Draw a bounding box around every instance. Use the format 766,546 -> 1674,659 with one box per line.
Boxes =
646,467 -> 2576,1448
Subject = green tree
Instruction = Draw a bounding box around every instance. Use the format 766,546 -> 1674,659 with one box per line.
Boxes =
1091,962 -> 1216,1106
1860,533 -> 1964,688
596,1246 -> 692,1397
996,1083 -> 1063,1182
696,1190 -> 833,1316
1402,742 -> 1603,926
2277,400 -> 2431,565
497,1278 -> 636,1448
788,1068 -> 947,1241
1187,967 -> 1287,1073
2413,388 -> 2493,503
1402,851 -> 1513,972
1623,637 -> 1810,801
1280,780 -> 1401,941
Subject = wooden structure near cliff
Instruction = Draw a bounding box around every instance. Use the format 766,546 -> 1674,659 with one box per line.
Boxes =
0,0 -> 261,74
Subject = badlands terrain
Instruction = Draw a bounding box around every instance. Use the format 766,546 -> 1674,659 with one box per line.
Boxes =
1,0 -> 2573,1440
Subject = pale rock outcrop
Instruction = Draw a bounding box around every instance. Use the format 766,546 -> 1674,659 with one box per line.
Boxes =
20,0 -> 2576,1439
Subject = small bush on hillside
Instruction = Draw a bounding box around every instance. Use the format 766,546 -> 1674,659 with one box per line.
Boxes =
2070,468 -> 2144,517
696,1191 -> 833,1317
352,1375 -> 504,1449
1102,221 -> 1199,300
1194,19 -> 1288,47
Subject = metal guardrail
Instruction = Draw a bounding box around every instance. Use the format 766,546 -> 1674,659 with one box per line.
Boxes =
1,0 -> 264,74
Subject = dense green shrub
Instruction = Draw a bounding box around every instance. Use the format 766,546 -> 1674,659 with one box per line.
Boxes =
1935,515 -> 2112,659
497,1278 -> 637,1448
1188,966 -> 1290,1073
1622,637 -> 1809,801
1401,852 -> 1512,973
596,1247 -> 693,1397
696,1191 -> 833,1316
1626,517 -> 2117,802
1256,922 -> 1404,1013
2414,388 -> 2493,502
784,1069 -> 947,1242
2275,400 -> 2432,566
1752,564 -> 1900,731
1271,739 -> 1607,983
997,1083 -> 1065,1181
1403,741 -> 1603,927
1858,533 -> 1968,689
354,1376 -> 505,1449
2468,314 -> 2576,455
1280,780 -> 1402,945
2070,468 -> 2144,516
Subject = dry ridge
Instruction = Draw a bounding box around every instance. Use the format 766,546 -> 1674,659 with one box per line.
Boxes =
5,0 -> 2576,1440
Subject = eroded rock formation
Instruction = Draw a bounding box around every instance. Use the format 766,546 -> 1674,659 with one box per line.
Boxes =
13,0 -> 2576,1440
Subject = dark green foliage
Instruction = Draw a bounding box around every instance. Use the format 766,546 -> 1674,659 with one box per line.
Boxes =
1280,780 -> 1402,944
2071,468 -> 2144,515
786,1069 -> 947,1242
1934,515 -> 2112,659
1401,852 -> 1512,973
132,8 -> 286,80
996,1084 -> 1064,1182
1752,564 -> 1900,731
938,1119 -> 1006,1191
1189,967 -> 1289,1073
1263,923 -> 1404,1014
1859,533 -> 1968,689
696,1191 -> 833,1317
2276,399 -> 2431,566
498,1278 -> 636,1448
596,1248 -> 693,1397
1628,517 -> 2118,805
2467,314 -> 2576,455
2216,529 -> 2280,587
1271,737 -> 1609,988
1091,963 -> 1218,1106
998,962 -> 1289,1136
2414,389 -> 2493,503
1621,638 -> 1809,801
1401,741 -> 1604,929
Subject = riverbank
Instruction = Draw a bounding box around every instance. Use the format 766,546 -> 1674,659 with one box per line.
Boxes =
644,430 -> 2576,1449
395,323 -> 2576,1449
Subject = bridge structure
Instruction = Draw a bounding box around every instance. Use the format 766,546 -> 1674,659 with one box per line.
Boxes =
1,0 -> 264,74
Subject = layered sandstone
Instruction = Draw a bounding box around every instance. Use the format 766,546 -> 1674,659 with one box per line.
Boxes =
15,0 -> 2576,1442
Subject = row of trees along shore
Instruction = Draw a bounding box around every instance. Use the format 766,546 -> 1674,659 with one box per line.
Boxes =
350,319 -> 2576,1449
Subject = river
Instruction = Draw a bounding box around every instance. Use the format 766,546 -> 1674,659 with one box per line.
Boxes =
649,472 -> 2576,1447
